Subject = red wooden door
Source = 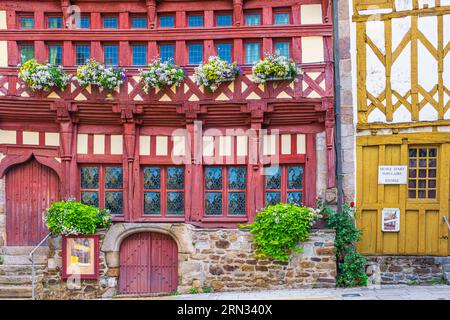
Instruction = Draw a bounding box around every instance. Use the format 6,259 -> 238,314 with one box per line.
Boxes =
6,158 -> 60,246
119,232 -> 178,295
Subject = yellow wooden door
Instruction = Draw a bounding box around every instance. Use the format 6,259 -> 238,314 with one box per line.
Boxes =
356,134 -> 450,256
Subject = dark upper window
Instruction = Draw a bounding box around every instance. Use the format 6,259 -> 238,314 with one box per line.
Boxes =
204,166 -> 247,216
274,12 -> 290,25
20,45 -> 34,64
131,16 -> 147,28
48,17 -> 63,29
143,167 -> 185,216
132,45 -> 147,66
216,43 -> 232,63
408,147 -> 437,199
75,45 -> 90,65
77,16 -> 90,29
264,166 -> 304,206
245,14 -> 261,26
48,45 -> 63,65
216,14 -> 232,27
274,41 -> 290,59
188,14 -> 204,27
104,45 -> 119,65
160,44 -> 175,62
245,42 -> 261,64
188,43 -> 203,64
103,16 -> 118,28
80,166 -> 123,215
159,15 -> 175,28
20,16 -> 34,29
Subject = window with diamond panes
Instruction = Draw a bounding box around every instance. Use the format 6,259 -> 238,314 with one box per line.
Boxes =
408,147 -> 437,199
204,167 -> 247,216
265,166 -> 304,206
143,167 -> 185,216
80,166 -> 123,214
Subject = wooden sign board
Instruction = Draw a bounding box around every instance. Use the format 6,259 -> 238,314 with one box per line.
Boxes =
378,166 -> 407,184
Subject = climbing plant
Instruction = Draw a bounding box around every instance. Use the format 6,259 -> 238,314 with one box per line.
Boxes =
319,199 -> 368,287
241,203 -> 319,262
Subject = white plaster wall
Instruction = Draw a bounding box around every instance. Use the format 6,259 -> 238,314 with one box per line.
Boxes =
366,44 -> 386,99
444,14 -> 450,119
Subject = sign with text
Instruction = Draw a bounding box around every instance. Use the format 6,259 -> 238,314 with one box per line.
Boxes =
378,166 -> 407,184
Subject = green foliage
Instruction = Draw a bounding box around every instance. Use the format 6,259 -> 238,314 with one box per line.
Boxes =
189,287 -> 199,294
252,54 -> 301,84
45,200 -> 112,235
169,291 -> 181,296
0,255 -> 3,265
319,199 -> 368,287
202,287 -> 212,293
242,203 -> 318,262
18,59 -> 71,91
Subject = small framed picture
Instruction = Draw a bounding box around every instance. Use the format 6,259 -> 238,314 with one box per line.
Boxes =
62,235 -> 99,279
382,208 -> 400,232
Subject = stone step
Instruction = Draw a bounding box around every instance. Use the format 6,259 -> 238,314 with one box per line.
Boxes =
0,246 -> 49,256
1,255 -> 48,265
0,265 -> 46,276
0,275 -> 44,286
0,286 -> 32,298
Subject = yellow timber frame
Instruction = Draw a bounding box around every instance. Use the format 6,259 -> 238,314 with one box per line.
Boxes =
356,132 -> 450,256
353,1 -> 450,126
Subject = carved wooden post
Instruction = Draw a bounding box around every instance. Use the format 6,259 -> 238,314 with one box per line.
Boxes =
233,0 -> 244,26
60,0 -> 70,28
324,99 -> 336,189
56,101 -> 74,199
122,110 -> 137,220
146,0 -> 157,29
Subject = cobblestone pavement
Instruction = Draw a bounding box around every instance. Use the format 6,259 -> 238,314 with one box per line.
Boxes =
118,285 -> 450,300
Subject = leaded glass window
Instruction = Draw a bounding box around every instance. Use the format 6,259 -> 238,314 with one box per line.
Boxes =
104,45 -> 118,65
131,17 -> 147,28
143,167 -> 185,216
408,147 -> 437,199
216,14 -> 232,27
77,16 -> 90,29
76,45 -> 90,65
103,16 -> 118,28
264,165 -> 304,206
275,41 -> 290,59
245,42 -> 261,64
160,44 -> 175,62
188,15 -> 203,27
132,45 -> 147,66
80,165 -> 123,215
188,44 -> 203,64
48,45 -> 62,65
204,167 -> 247,216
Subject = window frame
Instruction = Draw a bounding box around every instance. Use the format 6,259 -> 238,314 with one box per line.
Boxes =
102,15 -> 119,29
79,164 -> 125,217
215,41 -> 233,63
203,166 -> 248,218
142,166 -> 186,218
187,12 -> 204,28
273,7 -> 292,25
244,40 -> 262,65
159,42 -> 176,62
18,14 -> 34,29
131,43 -> 147,66
47,43 -> 63,65
244,10 -> 262,26
19,43 -> 35,64
130,15 -> 148,29
264,165 -> 305,207
76,15 -> 91,29
187,42 -> 204,65
274,39 -> 291,59
215,11 -> 233,27
103,43 -> 119,66
74,43 -> 91,65
46,15 -> 64,29
159,14 -> 175,28
407,146 -> 438,201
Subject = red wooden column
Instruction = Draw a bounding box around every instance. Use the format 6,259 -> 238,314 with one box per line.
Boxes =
146,0 -> 157,29
248,107 -> 264,222
123,120 -> 137,221
305,133 -> 317,207
233,0 -> 243,26
324,99 -> 336,189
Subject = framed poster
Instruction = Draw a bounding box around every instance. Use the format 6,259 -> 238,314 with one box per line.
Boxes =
381,208 -> 400,232
62,235 -> 99,279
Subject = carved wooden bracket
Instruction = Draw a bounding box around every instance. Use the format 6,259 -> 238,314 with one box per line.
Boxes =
146,0 -> 157,29
233,0 -> 244,26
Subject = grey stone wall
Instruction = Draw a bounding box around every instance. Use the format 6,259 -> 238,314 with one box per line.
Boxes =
338,0 -> 356,199
37,225 -> 336,299
365,256 -> 447,285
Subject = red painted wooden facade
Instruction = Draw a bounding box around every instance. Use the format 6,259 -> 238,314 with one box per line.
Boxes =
0,0 -> 335,230
6,158 -> 60,245
119,232 -> 178,294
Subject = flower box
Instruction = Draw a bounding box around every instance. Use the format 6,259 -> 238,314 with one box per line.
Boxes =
194,56 -> 241,92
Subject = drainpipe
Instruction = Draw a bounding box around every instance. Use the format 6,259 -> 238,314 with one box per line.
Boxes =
332,0 -> 344,213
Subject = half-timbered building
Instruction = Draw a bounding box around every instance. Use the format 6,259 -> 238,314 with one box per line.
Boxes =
0,0 -> 338,298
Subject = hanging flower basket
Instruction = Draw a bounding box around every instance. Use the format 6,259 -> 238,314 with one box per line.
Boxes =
75,59 -> 126,91
194,56 -> 241,92
252,54 -> 302,84
18,59 -> 71,91
139,58 -> 185,92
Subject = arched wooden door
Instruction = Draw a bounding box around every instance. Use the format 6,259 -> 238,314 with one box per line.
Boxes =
6,158 -> 60,246
119,232 -> 178,295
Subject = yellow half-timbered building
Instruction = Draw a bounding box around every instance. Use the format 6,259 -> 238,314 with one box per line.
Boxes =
353,0 -> 450,280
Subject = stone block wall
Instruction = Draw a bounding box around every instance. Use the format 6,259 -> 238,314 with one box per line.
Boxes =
181,228 -> 336,292
365,256 -> 447,285
36,225 -> 336,299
